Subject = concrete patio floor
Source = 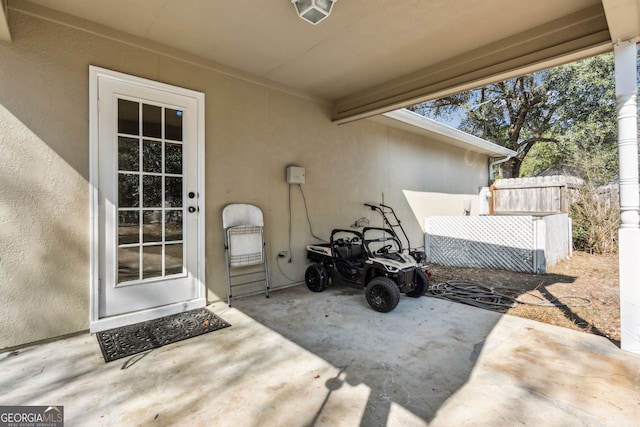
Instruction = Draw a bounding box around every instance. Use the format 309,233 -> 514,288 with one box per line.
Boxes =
2,284 -> 639,426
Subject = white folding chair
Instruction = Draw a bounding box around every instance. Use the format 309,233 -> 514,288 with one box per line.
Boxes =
222,204 -> 270,306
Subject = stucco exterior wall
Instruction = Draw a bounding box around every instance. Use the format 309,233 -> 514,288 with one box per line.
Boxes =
0,11 -> 488,349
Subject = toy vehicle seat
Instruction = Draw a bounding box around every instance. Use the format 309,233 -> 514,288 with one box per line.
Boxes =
334,243 -> 364,264
350,244 -> 364,262
334,246 -> 350,260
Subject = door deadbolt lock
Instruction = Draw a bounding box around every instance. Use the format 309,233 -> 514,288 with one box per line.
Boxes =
188,206 -> 197,213
188,192 -> 196,199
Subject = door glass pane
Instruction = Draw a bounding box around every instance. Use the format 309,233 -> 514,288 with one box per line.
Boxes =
118,137 -> 139,171
118,99 -> 139,135
119,174 -> 140,207
142,140 -> 162,173
143,175 -> 162,207
165,109 -> 183,141
119,211 -> 140,244
143,104 -> 162,138
165,143 -> 182,174
165,177 -> 182,207
143,210 -> 163,242
165,243 -> 183,275
116,99 -> 187,284
165,211 -> 182,241
118,246 -> 140,283
143,245 -> 163,279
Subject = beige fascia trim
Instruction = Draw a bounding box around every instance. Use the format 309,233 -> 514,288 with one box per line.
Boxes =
0,0 -> 11,41
380,109 -> 517,157
333,4 -> 613,124
602,0 -> 640,43
8,0 -> 331,107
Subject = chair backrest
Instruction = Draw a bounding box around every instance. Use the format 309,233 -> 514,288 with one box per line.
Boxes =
222,203 -> 264,229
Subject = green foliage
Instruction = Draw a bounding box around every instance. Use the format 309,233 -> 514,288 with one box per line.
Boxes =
519,141 -> 562,176
570,181 -> 619,254
409,52 -> 623,253
550,52 -> 618,183
565,143 -> 620,254
409,52 -> 618,180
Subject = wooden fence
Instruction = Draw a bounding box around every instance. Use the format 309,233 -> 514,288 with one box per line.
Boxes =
490,175 -> 582,216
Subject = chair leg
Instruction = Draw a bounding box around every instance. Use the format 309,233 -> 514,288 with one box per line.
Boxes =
263,246 -> 270,298
224,246 -> 232,306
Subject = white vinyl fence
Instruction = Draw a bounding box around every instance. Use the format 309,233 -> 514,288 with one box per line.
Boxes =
424,214 -> 571,274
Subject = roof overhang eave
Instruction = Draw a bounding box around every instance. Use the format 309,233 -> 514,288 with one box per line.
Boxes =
375,109 -> 517,158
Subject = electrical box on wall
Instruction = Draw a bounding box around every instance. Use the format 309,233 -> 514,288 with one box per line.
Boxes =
286,166 -> 305,184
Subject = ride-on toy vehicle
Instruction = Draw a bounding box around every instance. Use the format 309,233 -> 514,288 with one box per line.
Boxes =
305,227 -> 430,312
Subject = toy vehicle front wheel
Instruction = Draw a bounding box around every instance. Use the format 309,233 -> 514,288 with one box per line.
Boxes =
305,264 -> 328,292
365,277 -> 400,312
405,268 -> 430,297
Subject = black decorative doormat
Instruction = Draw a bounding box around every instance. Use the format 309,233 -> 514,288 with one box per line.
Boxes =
96,308 -> 231,363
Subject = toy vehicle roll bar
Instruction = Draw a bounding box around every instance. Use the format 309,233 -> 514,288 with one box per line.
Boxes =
364,202 -> 426,264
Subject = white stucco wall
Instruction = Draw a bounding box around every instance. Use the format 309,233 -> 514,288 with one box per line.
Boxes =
0,11 -> 489,349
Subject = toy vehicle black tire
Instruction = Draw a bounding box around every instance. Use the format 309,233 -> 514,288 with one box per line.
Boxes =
305,264 -> 328,292
405,268 -> 430,298
365,277 -> 400,312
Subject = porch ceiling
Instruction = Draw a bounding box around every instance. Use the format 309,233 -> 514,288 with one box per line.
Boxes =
7,0 -> 640,122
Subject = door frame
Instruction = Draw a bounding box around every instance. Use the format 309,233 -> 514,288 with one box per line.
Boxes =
88,66 -> 206,332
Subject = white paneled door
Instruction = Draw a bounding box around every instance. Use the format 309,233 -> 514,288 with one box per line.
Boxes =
90,67 -> 205,331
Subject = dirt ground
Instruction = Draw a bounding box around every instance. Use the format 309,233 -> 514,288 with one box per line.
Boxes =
426,251 -> 620,345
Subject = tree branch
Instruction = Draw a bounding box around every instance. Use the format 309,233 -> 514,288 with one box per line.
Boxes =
517,137 -> 558,146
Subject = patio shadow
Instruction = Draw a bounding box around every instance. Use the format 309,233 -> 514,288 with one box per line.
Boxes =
232,284 -> 502,425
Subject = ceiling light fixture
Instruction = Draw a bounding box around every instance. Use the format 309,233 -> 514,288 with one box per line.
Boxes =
291,0 -> 337,25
